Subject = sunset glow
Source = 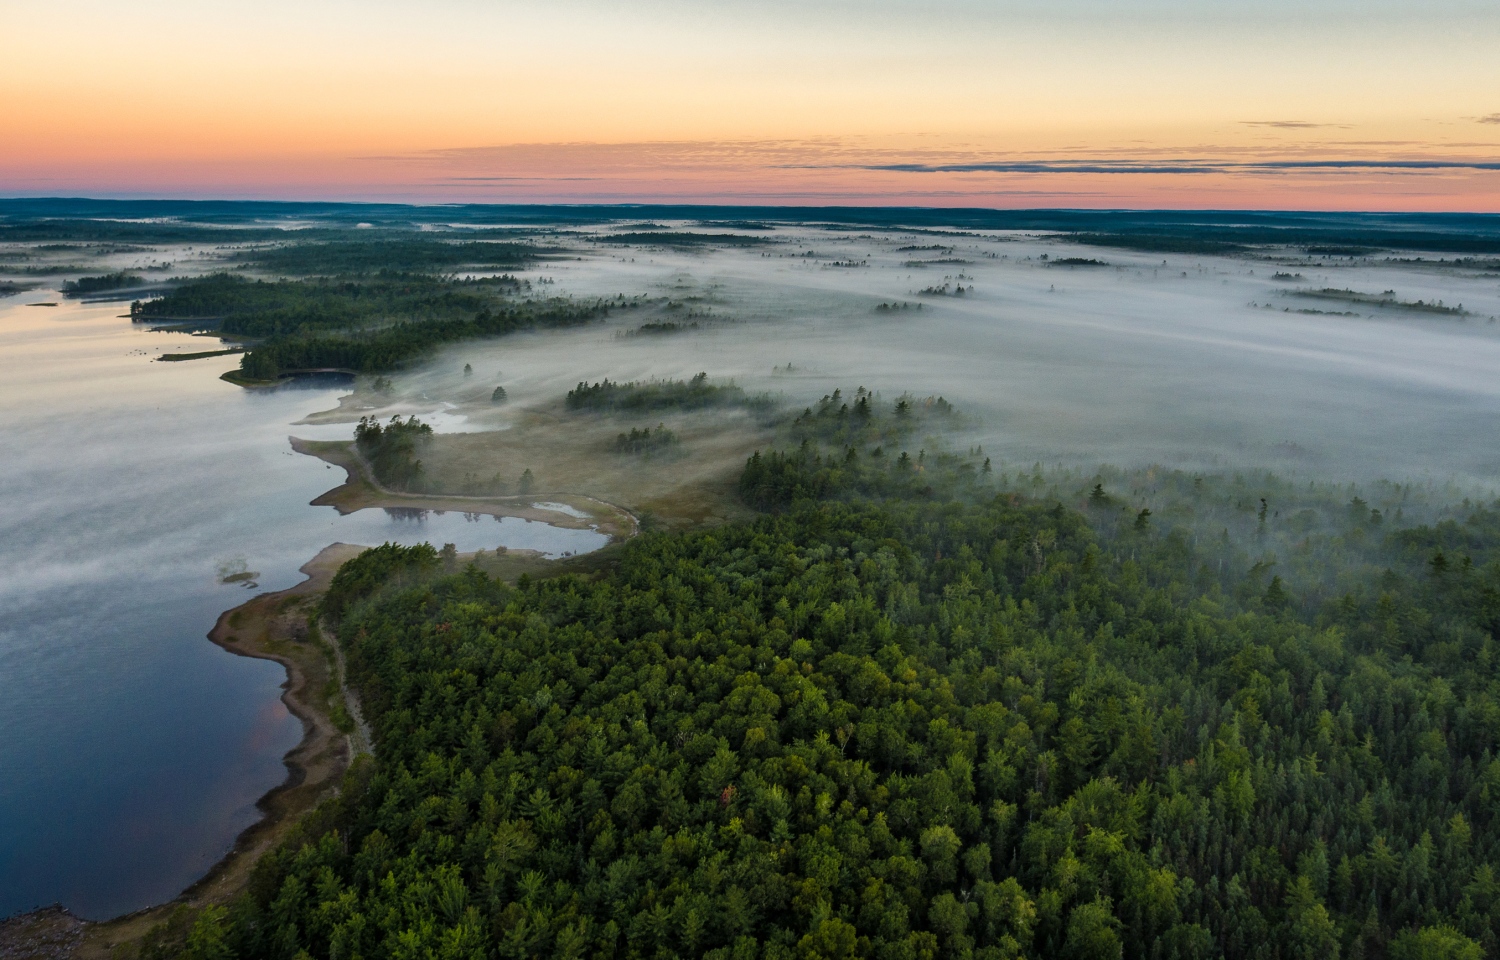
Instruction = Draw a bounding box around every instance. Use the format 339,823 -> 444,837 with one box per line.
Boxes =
4,0 -> 1499,208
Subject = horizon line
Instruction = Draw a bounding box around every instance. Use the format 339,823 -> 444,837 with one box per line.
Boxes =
5,196 -> 1500,218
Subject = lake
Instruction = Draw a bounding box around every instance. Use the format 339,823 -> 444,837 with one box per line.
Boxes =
0,296 -> 605,920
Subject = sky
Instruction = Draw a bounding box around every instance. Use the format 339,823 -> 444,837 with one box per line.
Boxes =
2,0 -> 1498,209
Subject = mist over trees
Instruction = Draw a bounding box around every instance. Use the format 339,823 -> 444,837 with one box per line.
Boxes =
355,416 -> 433,489
60,271 -> 144,296
131,274 -> 609,381
168,413 -> 1500,960
21,206 -> 1500,959
240,238 -> 537,276
566,373 -> 774,415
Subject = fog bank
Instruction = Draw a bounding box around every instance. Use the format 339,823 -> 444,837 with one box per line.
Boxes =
389,226 -> 1500,491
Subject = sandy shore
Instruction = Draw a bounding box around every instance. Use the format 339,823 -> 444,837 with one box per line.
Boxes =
290,435 -> 639,539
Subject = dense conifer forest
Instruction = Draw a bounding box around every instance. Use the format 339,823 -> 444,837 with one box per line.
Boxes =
566,373 -> 774,415
60,271 -> 144,296
131,274 -> 609,380
240,239 -> 536,277
355,416 -> 435,490
166,397 -> 1500,960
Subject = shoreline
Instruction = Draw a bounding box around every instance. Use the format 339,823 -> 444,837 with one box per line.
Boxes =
192,542 -> 370,900
0,442 -> 641,958
1,544 -> 368,960
290,435 -> 640,540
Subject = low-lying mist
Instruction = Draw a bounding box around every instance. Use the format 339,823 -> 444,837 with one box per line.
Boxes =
351,224 -> 1500,496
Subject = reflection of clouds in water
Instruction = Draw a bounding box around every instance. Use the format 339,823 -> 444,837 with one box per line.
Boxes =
243,698 -> 294,755
339,508 -> 607,558
292,401 -> 500,439
382,507 -> 428,521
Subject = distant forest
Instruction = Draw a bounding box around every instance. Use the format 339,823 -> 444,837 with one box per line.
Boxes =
566,373 -> 775,415
241,238 -> 537,276
595,233 -> 773,248
132,273 -> 607,380
6,200 -> 1499,253
60,271 -> 144,296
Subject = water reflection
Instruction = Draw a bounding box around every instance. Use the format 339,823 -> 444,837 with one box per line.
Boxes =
338,507 -> 608,557
0,295 -> 604,919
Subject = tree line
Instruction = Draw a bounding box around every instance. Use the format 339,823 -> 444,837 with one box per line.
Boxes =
132,274 -> 610,380
355,416 -> 433,490
566,373 -> 774,415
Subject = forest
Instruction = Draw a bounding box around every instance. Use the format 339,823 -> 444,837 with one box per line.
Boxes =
595,233 -> 772,248
131,274 -> 609,380
566,373 -> 775,415
60,271 -> 144,296
131,273 -> 516,335
156,384 -> 1500,960
6,200 -> 1500,255
239,239 -> 537,276
355,416 -> 434,490
614,425 -> 681,457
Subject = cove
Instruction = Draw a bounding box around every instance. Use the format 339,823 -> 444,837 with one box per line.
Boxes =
0,296 -> 603,919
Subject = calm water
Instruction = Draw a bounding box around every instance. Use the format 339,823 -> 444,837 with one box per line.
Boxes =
0,296 -> 605,919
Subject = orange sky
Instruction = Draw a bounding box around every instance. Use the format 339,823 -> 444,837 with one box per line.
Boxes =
3,0 -> 1498,209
